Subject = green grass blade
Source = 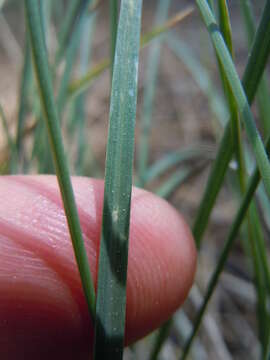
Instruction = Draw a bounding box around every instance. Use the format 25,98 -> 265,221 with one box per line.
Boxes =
257,183 -> 270,230
243,191 -> 270,356
56,0 -> 91,65
0,104 -> 16,170
166,34 -> 228,127
182,123 -> 270,358
217,0 -> 246,191
143,143 -> 214,184
149,319 -> 172,360
193,0 -> 270,247
69,58 -> 110,99
140,7 -> 193,47
240,0 -> 270,137
24,0 -> 95,320
68,8 -> 193,99
193,125 -> 234,246
181,173 -> 259,359
0,0 -> 6,10
197,0 -> 270,200
93,0 -> 142,358
174,311 -> 208,359
155,163 -> 208,200
137,0 -> 171,187
218,0 -> 232,53
16,35 -> 32,154
34,3 -> 55,174
155,168 -> 191,199
109,0 -> 118,78
249,204 -> 270,302
241,218 -> 269,356
193,4 -> 270,351
0,106 -> 11,146
30,99 -> 55,174
73,12 -> 98,175
218,2 -> 270,352
56,13 -> 84,118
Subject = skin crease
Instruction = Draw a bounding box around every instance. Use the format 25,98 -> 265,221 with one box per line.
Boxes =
0,176 -> 196,359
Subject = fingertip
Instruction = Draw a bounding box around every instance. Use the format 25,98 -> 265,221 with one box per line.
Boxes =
0,176 -> 196,357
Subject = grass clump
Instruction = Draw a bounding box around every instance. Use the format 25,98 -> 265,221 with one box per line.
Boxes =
1,0 -> 270,358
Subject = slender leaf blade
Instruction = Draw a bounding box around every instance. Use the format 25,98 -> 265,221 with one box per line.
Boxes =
137,0 -> 171,187
68,8 -> 193,99
197,0 -> 270,201
193,0 -> 270,246
24,0 -> 96,320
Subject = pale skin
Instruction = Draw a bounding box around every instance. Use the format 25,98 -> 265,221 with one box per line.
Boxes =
0,176 -> 196,359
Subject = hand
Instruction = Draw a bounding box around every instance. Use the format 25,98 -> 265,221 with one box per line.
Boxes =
0,176 -> 196,359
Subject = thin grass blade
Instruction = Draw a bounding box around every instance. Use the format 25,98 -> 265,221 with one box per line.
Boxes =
137,0 -> 171,187
197,0 -> 270,201
166,34 -> 228,127
140,7 -> 193,47
73,11 -> 98,175
68,7 -> 193,99
240,0 -> 270,138
218,1 -> 270,353
181,120 -> 270,358
109,0 -> 118,78
193,0 -> 270,247
149,319 -> 172,360
56,11 -> 85,118
143,143 -> 214,184
0,104 -> 17,173
217,0 -> 246,190
24,0 -> 95,320
16,35 -> 32,155
56,0 -> 91,65
155,168 -> 191,199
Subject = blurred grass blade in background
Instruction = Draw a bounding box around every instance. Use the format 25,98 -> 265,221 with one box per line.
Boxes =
193,0 -> 270,247
182,122 -> 270,358
93,0 -> 142,358
166,34 -> 228,127
56,14 -> 84,118
109,0 -> 118,77
155,167 -> 191,199
0,105 -> 13,150
68,7 -> 193,99
16,36 -> 32,157
240,0 -> 270,139
150,319 -> 172,360
217,1 -> 270,354
24,0 -> 96,320
72,11 -> 99,176
143,143 -> 214,184
137,0 -> 171,187
56,0 -> 92,65
0,104 -> 17,173
197,0 -> 270,205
